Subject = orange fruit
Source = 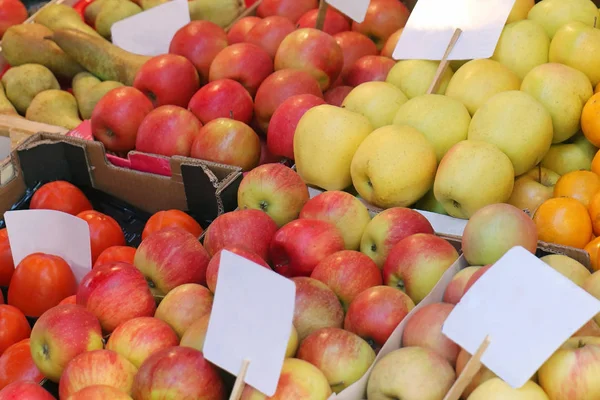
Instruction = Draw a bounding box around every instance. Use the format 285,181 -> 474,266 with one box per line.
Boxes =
585,237 -> 600,271
582,93 -> 600,147
553,170 -> 600,207
592,150 -> 600,176
589,191 -> 600,236
533,197 -> 592,249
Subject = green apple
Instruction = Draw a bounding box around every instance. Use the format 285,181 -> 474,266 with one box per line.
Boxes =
386,60 -> 453,99
541,254 -> 591,287
469,378 -> 549,400
541,131 -> 598,175
342,81 -> 408,129
414,188 -> 448,215
550,21 -> 600,86
528,0 -> 599,39
508,166 -> 561,215
433,140 -> 515,219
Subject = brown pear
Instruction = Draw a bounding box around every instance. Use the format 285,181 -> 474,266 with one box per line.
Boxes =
26,90 -> 82,129
34,4 -> 103,38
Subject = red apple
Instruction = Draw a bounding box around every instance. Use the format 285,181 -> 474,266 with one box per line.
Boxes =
209,43 -> 274,97
270,219 -> 345,277
154,283 -> 213,338
0,0 -> 27,39
333,31 -> 378,80
0,381 -> 53,400
259,137 -> 283,165
442,266 -> 482,305
203,209 -> 279,260
297,8 -> 350,35
311,250 -> 382,311
133,54 -> 200,108
275,28 -> 344,91
227,16 -> 261,44
381,28 -> 403,58
91,87 -> 153,153
267,93 -> 325,160
135,105 -> 202,157
345,55 -> 396,87
106,317 -> 179,368
132,347 -> 225,399
30,305 -> 104,382
402,302 -> 459,366
58,295 -> 76,305
292,277 -> 344,341
188,79 -> 253,125
190,118 -> 261,171
58,349 -> 137,399
134,227 -> 211,295
254,68 -> 323,132
66,385 -> 133,400
383,233 -> 459,304
344,286 -> 415,351
352,0 -> 410,50
76,262 -> 156,333
464,265 -> 493,295
323,85 -> 352,106
206,247 -> 270,293
246,16 -> 295,59
257,0 -> 318,23
169,21 -> 228,84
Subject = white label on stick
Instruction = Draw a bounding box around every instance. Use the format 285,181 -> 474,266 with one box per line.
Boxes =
326,0 -> 369,23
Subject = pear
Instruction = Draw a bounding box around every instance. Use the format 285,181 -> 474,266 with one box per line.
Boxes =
47,29 -> 151,86
1,24 -> 84,81
0,83 -> 17,115
139,0 -> 169,10
188,0 -> 244,27
72,72 -> 123,119
34,4 -> 103,38
26,90 -> 83,129
96,0 -> 143,39
2,64 -> 61,114
84,0 -> 110,26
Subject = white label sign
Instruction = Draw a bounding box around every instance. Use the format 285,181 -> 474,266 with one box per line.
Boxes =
5,210 -> 92,283
326,0 -> 369,23
203,251 -> 296,396
111,0 -> 190,56
0,136 -> 10,160
393,0 -> 516,60
443,246 -> 600,388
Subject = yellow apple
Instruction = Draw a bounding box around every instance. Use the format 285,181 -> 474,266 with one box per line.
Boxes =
583,271 -> 600,325
450,59 -> 470,71
550,21 -> 600,86
541,254 -> 591,286
342,81 -> 408,129
286,325 -> 299,358
294,104 -> 373,191
445,59 -> 521,115
468,378 -> 549,400
468,90 -> 553,175
386,59 -> 453,99
506,0 -> 535,24
414,189 -> 448,216
351,125 -> 437,209
456,348 -> 497,398
492,20 -> 549,80
393,94 -> 471,162
528,0 -> 599,39
433,140 -> 514,219
508,166 -> 560,214
541,131 -> 598,175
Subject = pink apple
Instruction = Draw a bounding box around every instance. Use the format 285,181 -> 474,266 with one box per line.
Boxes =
297,8 -> 350,35
133,54 -> 200,108
134,227 -> 211,295
442,266 -> 482,305
66,385 -> 133,400
257,0 -> 318,23
402,302 -> 459,366
275,28 -> 344,91
464,265 -> 493,295
188,79 -> 253,125
333,31 -> 378,80
29,304 -> 104,382
0,381 -> 54,400
323,85 -> 352,106
292,277 -> 344,341
58,349 -> 137,399
383,233 -> 459,304
360,207 -> 435,268
76,262 -> 156,333
352,0 -> 410,50
246,16 -> 295,58
206,247 -> 270,293
345,55 -> 396,87
381,28 -> 403,58
344,286 -> 415,351
132,347 -> 225,399
209,43 -> 274,97
311,250 -> 381,311
270,219 -> 345,277
254,68 -> 323,133
227,16 -> 261,44
203,209 -> 279,260
169,21 -> 228,84
106,317 -> 179,368
135,105 -> 203,157
267,93 -> 326,160
153,284 -> 213,338
190,118 -> 261,171
180,313 -> 211,352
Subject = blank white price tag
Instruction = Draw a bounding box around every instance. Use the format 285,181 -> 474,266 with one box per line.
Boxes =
5,210 -> 92,283
443,246 -> 600,388
326,0 -> 369,23
0,136 -> 10,160
111,0 -> 190,56
393,0 -> 516,60
203,251 -> 296,396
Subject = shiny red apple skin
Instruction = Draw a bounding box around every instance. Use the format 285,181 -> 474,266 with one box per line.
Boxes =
351,0 -> 410,50
0,0 -> 28,39
346,55 -> 396,87
246,16 -> 296,59
227,16 -> 261,44
0,381 -> 54,400
293,277 -> 344,341
297,8 -> 350,35
333,31 -> 378,80
323,85 -> 353,107
206,247 -> 270,293
188,79 -> 253,125
257,0 -> 318,23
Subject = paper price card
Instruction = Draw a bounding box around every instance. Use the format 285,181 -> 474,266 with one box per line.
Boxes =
203,250 -> 296,397
393,0 -> 516,60
442,246 -> 600,389
5,210 -> 92,283
325,0 -> 369,23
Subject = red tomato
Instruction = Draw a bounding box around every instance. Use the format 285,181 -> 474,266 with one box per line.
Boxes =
0,305 -> 30,356
30,181 -> 93,216
77,211 -> 126,265
93,246 -> 136,268
58,295 -> 77,306
8,253 -> 77,317
0,229 -> 13,287
0,339 -> 43,389
142,209 -> 203,240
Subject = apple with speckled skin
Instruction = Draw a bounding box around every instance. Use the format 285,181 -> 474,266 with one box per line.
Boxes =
297,8 -> 350,36
346,55 -> 396,87
246,16 -> 295,59
334,31 -> 378,80
188,79 -> 254,125
206,247 -> 270,293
